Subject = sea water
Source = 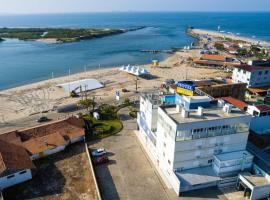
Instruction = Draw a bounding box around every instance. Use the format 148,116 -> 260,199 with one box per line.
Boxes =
0,12 -> 270,90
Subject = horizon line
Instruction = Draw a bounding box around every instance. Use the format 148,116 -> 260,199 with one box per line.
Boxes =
1,10 -> 270,16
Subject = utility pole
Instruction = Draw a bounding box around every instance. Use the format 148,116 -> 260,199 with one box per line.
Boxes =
185,66 -> 188,80
99,64 -> 101,80
68,68 -> 71,93
135,78 -> 138,93
85,85 -> 87,100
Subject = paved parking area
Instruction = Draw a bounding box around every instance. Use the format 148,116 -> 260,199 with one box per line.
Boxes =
88,107 -> 169,200
88,107 -> 227,200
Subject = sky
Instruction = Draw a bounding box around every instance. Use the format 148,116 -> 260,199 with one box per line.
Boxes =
0,0 -> 270,14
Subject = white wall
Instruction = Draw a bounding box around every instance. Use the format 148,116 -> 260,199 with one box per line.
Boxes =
173,133 -> 248,170
251,185 -> 270,200
232,68 -> 251,86
70,135 -> 85,144
0,169 -> 32,189
233,68 -> 270,87
31,145 -> 66,160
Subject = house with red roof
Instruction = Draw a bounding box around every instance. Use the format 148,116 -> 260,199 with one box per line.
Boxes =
0,117 -> 85,189
0,140 -> 35,189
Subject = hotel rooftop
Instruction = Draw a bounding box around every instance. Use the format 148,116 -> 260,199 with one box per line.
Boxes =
162,104 -> 250,124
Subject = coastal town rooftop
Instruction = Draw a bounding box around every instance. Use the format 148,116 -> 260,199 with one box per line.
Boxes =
161,104 -> 250,124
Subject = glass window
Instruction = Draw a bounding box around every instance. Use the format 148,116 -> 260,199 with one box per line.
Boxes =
7,175 -> 15,179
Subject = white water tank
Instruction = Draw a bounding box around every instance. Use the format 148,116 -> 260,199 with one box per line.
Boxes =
223,104 -> 232,114
197,106 -> 204,117
181,108 -> 189,118
176,104 -> 181,113
218,99 -> 225,108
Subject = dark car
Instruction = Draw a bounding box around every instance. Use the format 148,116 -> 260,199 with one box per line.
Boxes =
36,116 -> 49,123
93,155 -> 109,165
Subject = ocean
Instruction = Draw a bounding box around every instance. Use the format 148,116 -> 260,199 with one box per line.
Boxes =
0,12 -> 270,90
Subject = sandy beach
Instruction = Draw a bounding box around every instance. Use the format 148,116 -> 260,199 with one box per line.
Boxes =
191,29 -> 270,47
36,38 -> 61,44
0,48 -> 229,123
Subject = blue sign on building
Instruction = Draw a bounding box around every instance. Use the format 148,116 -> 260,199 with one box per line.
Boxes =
177,81 -> 195,91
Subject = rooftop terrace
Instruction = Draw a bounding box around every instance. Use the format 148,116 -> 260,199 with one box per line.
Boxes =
162,105 -> 250,124
240,172 -> 270,187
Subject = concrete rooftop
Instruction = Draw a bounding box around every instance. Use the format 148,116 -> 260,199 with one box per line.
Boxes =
175,166 -> 220,186
162,106 -> 249,124
240,172 -> 270,186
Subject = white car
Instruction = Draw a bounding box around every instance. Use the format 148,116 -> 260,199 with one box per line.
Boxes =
91,148 -> 106,157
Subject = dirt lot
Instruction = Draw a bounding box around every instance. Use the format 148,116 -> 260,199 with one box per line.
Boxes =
3,143 -> 99,200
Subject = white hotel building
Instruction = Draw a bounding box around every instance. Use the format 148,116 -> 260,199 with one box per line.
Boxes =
232,65 -> 270,88
137,92 -> 258,196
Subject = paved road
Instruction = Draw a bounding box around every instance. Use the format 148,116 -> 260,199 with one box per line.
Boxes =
0,92 -> 140,133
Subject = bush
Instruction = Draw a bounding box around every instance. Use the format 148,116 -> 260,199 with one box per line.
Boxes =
93,122 -> 112,134
129,111 -> 138,118
124,97 -> 130,105
70,91 -> 78,98
99,104 -> 118,120
214,43 -> 225,51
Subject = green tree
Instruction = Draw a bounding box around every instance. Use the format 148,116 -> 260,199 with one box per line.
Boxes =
78,98 -> 97,112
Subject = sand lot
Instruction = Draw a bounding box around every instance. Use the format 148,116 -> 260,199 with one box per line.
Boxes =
3,143 -> 99,200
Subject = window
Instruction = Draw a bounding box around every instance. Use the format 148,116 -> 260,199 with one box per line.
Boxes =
168,160 -> 171,165
265,71 -> 269,75
19,170 -> 27,175
208,159 -> 213,164
163,142 -> 166,147
259,71 -> 262,75
7,175 -> 15,179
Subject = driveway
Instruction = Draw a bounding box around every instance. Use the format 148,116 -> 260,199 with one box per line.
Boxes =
88,107 -> 169,200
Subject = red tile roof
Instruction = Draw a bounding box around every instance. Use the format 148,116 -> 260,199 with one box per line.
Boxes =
0,140 -> 35,177
256,104 -> 270,112
247,85 -> 270,94
222,96 -> 248,110
248,132 -> 270,149
235,65 -> 270,72
23,132 -> 67,155
201,54 -> 226,62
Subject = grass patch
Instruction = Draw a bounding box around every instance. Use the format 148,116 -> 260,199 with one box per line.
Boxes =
83,114 -> 123,141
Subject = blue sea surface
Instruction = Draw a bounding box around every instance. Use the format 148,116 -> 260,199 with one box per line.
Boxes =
0,12 -> 270,90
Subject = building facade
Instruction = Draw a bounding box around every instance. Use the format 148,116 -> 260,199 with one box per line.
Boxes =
137,92 -> 253,195
232,65 -> 270,87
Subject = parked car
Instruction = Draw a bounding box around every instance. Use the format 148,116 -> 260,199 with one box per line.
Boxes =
36,116 -> 49,123
91,148 -> 107,157
93,155 -> 109,165
122,88 -> 129,93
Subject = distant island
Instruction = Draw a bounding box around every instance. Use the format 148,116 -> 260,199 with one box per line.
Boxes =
0,27 -> 144,43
